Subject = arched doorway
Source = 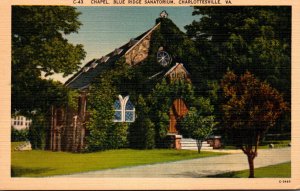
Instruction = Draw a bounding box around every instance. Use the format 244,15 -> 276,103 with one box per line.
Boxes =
168,98 -> 189,134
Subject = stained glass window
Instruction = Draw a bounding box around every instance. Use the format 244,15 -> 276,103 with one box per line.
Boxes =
125,99 -> 135,122
114,100 -> 121,110
113,95 -> 135,122
113,99 -> 122,122
114,111 -> 122,121
125,111 -> 134,122
125,100 -> 134,110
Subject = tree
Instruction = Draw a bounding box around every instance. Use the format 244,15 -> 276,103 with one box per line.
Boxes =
185,7 -> 291,102
12,6 -> 86,114
220,71 -> 288,178
86,61 -> 133,151
85,71 -> 117,151
23,79 -> 71,149
12,6 -> 86,149
129,95 -> 155,149
185,6 -> 291,141
180,98 -> 217,153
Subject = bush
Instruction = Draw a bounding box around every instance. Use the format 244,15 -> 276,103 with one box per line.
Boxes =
129,118 -> 155,149
144,119 -> 155,149
29,114 -> 47,150
87,123 -> 129,152
107,123 -> 129,149
86,128 -> 108,152
128,95 -> 156,149
11,128 -> 29,142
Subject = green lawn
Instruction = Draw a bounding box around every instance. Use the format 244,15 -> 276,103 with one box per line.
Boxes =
11,142 -> 226,177
207,162 -> 291,178
224,140 -> 291,150
258,140 -> 291,149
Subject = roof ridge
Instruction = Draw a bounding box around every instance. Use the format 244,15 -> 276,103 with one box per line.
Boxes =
65,23 -> 160,88
125,22 -> 161,55
164,63 -> 190,77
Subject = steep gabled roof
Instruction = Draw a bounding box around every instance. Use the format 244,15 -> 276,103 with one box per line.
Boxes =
146,63 -> 191,84
65,23 -> 160,89
125,23 -> 160,56
164,63 -> 191,77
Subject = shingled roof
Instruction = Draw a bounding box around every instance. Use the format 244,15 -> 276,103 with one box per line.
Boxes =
65,24 -> 159,89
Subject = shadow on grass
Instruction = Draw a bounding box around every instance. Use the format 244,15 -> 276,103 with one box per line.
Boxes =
11,166 -> 54,177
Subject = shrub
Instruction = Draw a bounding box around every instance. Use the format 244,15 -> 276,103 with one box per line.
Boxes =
144,118 -> 155,149
11,128 -> 29,142
29,114 -> 47,150
107,123 -> 129,149
129,95 -> 155,149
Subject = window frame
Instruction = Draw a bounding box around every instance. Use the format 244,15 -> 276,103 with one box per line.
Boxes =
113,95 -> 135,123
124,99 -> 135,122
113,97 -> 123,122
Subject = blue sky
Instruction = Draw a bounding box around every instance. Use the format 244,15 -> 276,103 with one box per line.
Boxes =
53,6 -> 199,82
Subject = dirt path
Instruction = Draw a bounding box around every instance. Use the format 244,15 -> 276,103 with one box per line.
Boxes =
56,147 -> 290,178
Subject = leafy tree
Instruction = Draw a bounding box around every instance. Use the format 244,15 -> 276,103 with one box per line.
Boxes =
220,71 -> 288,178
85,72 -> 117,151
185,6 -> 291,101
185,6 -> 291,139
29,113 -> 48,149
180,97 -> 217,153
129,95 -> 155,149
86,61 -> 133,151
12,6 -> 86,149
12,6 -> 86,114
24,80 -> 71,149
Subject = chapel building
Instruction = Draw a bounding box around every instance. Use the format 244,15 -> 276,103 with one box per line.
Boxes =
49,11 -> 205,152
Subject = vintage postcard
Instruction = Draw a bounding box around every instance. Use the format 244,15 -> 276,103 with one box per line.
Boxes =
0,0 -> 299,190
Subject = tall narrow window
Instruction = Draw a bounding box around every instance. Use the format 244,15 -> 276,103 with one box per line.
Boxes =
125,99 -> 135,122
113,95 -> 135,122
114,99 -> 122,122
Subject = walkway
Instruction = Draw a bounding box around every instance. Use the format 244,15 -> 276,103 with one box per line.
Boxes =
57,147 -> 290,178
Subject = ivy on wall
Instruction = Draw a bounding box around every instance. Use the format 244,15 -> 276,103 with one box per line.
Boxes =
83,18 -> 215,151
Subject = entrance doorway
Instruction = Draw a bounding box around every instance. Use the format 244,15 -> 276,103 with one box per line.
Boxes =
168,98 -> 188,134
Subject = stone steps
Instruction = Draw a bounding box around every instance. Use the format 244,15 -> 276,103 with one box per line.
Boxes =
181,138 -> 214,150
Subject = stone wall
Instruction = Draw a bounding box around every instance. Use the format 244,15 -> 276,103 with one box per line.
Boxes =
125,23 -> 160,65
49,92 -> 87,152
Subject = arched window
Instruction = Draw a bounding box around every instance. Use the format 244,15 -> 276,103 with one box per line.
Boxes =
125,99 -> 135,122
114,99 -> 122,122
113,95 -> 135,122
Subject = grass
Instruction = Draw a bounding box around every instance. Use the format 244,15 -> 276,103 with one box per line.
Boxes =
258,140 -> 291,149
11,142 -> 226,177
207,162 -> 291,178
223,139 -> 291,150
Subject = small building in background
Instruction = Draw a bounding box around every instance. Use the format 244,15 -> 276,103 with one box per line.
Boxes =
11,116 -> 32,130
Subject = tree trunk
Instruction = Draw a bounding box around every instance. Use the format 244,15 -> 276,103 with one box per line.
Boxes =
50,106 -> 54,150
196,140 -> 202,154
247,155 -> 255,178
241,136 -> 260,178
